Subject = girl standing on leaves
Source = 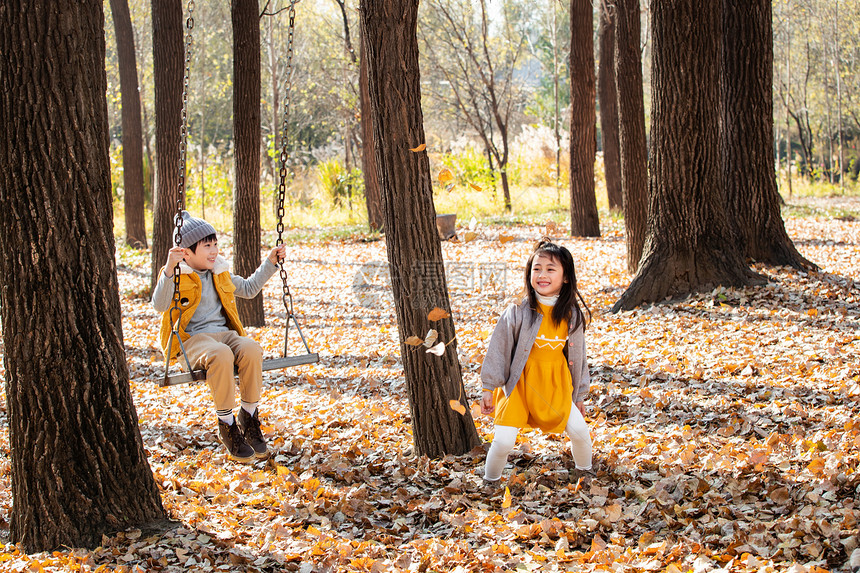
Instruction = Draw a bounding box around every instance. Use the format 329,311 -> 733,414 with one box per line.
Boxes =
480,239 -> 593,482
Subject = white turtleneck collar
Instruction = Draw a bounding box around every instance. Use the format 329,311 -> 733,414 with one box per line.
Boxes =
536,293 -> 559,306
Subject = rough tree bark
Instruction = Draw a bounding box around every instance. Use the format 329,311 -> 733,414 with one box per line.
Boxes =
612,0 -> 764,312
569,0 -> 600,237
598,1 -> 623,211
0,0 -> 165,552
615,0 -> 649,274
232,0 -> 265,326
150,0 -> 183,290
359,27 -> 383,231
109,0 -> 148,249
360,0 -> 480,458
721,0 -> 815,271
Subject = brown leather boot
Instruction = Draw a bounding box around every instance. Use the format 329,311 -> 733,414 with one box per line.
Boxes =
237,408 -> 268,459
218,420 -> 255,463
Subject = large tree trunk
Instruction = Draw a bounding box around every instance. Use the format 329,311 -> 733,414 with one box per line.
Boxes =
0,0 -> 165,552
569,0 -> 600,237
360,0 -> 480,458
615,0 -> 649,274
150,0 -> 183,290
612,0 -> 764,312
359,27 -> 383,232
721,0 -> 815,271
110,0 -> 148,249
232,0 -> 265,327
598,1 -> 623,211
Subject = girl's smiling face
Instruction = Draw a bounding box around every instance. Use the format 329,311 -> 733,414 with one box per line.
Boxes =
530,253 -> 567,297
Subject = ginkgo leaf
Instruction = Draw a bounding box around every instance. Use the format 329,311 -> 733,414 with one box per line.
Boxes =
438,168 -> 454,184
409,143 -> 426,152
469,183 -> 482,191
423,329 -> 438,347
427,307 -> 450,321
499,234 -> 514,243
501,487 -> 512,509
405,336 -> 424,346
448,400 -> 466,415
463,231 -> 478,243
425,341 -> 445,356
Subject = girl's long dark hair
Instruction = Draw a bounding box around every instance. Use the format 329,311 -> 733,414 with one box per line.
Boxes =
524,239 -> 591,332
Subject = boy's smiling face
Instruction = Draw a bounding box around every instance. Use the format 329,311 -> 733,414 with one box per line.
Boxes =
184,238 -> 218,271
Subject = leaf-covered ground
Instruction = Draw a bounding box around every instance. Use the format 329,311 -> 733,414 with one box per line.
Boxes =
0,207 -> 858,572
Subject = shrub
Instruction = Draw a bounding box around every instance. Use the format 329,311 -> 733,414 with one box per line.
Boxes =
317,160 -> 365,208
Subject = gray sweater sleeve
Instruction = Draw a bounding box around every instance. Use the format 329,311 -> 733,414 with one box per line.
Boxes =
480,305 -> 517,391
151,268 -> 176,312
573,327 -> 591,402
231,259 -> 279,299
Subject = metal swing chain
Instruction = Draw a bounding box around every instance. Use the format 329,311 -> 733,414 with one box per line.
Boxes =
170,1 -> 196,322
276,1 -> 298,320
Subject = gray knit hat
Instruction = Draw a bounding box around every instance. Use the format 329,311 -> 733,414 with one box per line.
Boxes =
174,211 -> 216,249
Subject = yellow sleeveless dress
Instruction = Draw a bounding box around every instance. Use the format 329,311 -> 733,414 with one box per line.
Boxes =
493,303 -> 573,433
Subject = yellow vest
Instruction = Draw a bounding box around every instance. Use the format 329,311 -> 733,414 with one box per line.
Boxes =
158,266 -> 246,360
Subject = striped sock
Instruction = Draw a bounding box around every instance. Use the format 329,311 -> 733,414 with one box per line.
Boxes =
216,409 -> 234,425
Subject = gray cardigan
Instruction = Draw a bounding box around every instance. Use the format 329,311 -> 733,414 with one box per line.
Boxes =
481,298 -> 590,403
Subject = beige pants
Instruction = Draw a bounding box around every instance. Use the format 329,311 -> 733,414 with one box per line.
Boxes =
183,330 -> 263,411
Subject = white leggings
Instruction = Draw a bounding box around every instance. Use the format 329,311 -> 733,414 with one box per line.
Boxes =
484,403 -> 592,481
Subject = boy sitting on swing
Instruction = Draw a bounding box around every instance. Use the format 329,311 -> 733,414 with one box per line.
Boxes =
152,211 -> 286,463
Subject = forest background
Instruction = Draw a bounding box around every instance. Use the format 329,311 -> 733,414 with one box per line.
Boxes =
104,0 -> 860,236
1,0 -> 859,571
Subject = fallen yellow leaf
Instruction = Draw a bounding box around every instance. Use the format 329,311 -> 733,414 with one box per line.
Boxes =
501,486 -> 512,509
410,143 -> 426,152
493,542 -> 512,555
807,457 -> 825,475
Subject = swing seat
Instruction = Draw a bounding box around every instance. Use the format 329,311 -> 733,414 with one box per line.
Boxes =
159,352 -> 319,387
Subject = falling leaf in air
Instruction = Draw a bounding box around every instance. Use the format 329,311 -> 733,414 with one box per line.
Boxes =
470,401 -> 482,418
405,336 -> 424,346
499,234 -> 514,244
427,307 -> 450,321
545,221 -> 559,236
423,329 -> 438,347
501,487 -> 512,509
438,169 -> 454,184
463,231 -> 478,243
426,341 -> 445,356
449,400 -> 466,415
470,183 -> 482,191
409,143 -> 426,152
469,216 -> 478,231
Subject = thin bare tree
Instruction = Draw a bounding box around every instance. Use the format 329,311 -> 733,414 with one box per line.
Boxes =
421,0 -> 529,212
